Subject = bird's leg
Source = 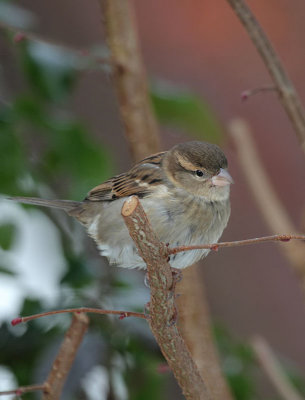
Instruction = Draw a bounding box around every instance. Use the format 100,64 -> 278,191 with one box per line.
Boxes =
171,267 -> 183,286
144,272 -> 150,288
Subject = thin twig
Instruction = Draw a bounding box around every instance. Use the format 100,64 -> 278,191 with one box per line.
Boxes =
0,384 -> 47,397
168,234 -> 305,255
241,84 -> 277,101
226,0 -> 305,153
229,119 -> 305,283
122,196 -> 210,400
11,307 -> 146,325
251,336 -> 304,400
99,0 -> 160,161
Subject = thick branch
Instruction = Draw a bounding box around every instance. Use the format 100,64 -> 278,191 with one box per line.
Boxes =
122,196 -> 210,400
176,270 -> 233,400
226,0 -> 305,153
100,0 -> 160,161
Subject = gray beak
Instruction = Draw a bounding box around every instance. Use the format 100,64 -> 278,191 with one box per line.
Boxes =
211,168 -> 234,187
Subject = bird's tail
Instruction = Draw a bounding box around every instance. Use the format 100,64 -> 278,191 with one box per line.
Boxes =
7,196 -> 82,212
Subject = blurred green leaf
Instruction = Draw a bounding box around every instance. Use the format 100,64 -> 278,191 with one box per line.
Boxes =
214,325 -> 256,400
0,265 -> 15,275
18,40 -> 78,101
20,298 -> 43,317
44,120 -> 112,198
124,339 -> 166,400
61,255 -> 93,289
151,81 -> 223,144
0,105 -> 27,193
0,223 -> 15,250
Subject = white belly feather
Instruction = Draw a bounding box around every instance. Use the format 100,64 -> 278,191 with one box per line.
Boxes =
86,192 -> 230,270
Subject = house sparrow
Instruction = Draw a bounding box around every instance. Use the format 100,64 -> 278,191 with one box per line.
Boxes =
8,141 -> 233,269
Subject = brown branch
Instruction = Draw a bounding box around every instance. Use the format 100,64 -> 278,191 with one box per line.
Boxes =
251,336 -> 304,400
226,0 -> 305,154
168,234 -> 305,255
11,307 -> 146,325
241,84 -> 277,101
176,270 -> 234,400
99,0 -> 160,161
229,119 -> 305,285
99,1 -> 231,396
0,384 -> 47,397
42,313 -> 89,399
122,196 -> 210,400
1,314 -> 89,399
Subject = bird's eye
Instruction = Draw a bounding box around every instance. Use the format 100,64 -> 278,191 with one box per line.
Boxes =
195,170 -> 204,177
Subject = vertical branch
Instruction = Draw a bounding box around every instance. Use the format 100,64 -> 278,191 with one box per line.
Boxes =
176,269 -> 233,399
100,0 -> 160,161
226,0 -> 305,154
122,196 -> 210,400
99,0 -> 232,396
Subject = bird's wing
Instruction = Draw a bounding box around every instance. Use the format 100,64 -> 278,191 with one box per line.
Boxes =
85,152 -> 166,201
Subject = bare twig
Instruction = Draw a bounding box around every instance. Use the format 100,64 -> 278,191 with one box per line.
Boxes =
241,84 -> 277,101
11,307 -> 146,325
251,336 -> 304,400
229,119 -> 305,284
122,196 -> 210,400
226,0 -> 305,153
99,0 -> 160,161
169,234 -> 305,255
0,384 -> 47,397
42,313 -> 89,400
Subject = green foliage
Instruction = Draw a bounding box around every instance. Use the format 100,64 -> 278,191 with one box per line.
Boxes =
61,254 -> 94,289
18,40 -> 78,102
0,223 -> 16,250
151,81 -> 224,144
0,36 -> 112,199
123,338 -> 166,400
214,325 -> 256,400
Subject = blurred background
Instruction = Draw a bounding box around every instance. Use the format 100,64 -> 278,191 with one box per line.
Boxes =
1,0 -> 305,399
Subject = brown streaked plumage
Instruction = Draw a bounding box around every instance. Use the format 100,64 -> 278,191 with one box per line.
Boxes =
7,141 -> 233,269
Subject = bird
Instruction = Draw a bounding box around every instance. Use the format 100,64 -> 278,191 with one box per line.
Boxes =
8,141 -> 233,270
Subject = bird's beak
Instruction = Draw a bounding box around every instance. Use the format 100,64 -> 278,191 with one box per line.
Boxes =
211,168 -> 234,187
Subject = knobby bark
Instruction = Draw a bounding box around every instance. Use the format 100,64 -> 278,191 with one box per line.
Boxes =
122,196 -> 210,400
